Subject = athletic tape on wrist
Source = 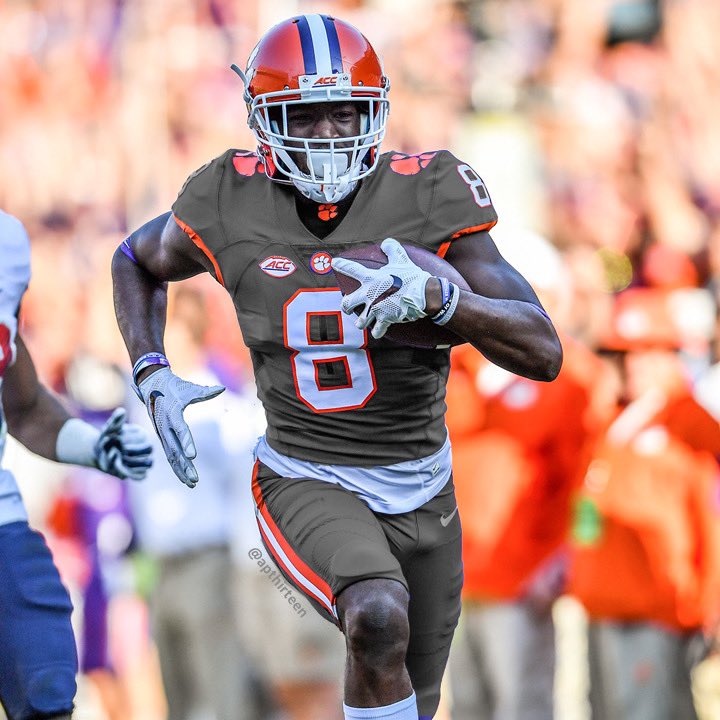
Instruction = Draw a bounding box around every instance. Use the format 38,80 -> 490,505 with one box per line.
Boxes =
55,418 -> 100,467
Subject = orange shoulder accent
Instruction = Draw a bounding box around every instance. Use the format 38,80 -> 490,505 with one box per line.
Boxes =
438,221 -> 498,258
389,151 -> 438,175
450,221 -> 498,241
173,215 -> 225,287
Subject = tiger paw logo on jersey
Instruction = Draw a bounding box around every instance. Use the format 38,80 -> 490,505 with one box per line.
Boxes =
233,151 -> 265,176
389,152 -> 438,175
259,256 -> 297,278
310,251 -> 333,274
317,204 -> 338,221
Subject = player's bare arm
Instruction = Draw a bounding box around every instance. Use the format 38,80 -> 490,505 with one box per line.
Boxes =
333,232 -> 562,382
2,334 -> 72,458
111,211 -> 211,379
112,211 -> 225,488
436,231 -> 562,381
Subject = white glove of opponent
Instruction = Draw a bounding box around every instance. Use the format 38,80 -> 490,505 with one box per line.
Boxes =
94,407 -> 153,481
331,238 -> 432,339
136,366 -> 225,488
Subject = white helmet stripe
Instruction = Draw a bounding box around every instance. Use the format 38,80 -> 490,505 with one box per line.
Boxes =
305,14 -> 334,76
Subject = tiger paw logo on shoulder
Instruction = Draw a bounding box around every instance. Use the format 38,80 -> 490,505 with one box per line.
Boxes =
389,152 -> 438,175
233,152 -> 265,176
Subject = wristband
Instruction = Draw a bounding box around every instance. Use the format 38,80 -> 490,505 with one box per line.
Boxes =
437,276 -> 451,308
132,352 -> 170,387
55,418 -> 100,467
431,282 -> 461,326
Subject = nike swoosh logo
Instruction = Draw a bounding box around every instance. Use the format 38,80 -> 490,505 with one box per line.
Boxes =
440,506 -> 458,527
369,274 -> 404,310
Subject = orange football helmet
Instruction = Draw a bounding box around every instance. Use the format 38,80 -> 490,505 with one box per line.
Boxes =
232,14 -> 390,203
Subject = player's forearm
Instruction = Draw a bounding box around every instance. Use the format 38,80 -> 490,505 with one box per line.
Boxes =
446,293 -> 563,381
2,336 -> 71,458
111,246 -> 168,368
5,385 -> 70,460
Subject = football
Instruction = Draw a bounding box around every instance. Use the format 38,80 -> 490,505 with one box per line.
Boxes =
332,243 -> 471,349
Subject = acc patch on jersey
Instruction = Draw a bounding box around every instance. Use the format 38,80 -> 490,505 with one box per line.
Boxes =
259,256 -> 296,278
310,251 -> 333,274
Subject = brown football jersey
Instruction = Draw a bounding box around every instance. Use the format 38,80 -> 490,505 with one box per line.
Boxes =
171,149 -> 498,466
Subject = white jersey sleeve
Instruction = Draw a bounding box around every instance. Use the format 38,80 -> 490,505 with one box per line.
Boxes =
0,210 -> 31,374
0,211 -> 32,526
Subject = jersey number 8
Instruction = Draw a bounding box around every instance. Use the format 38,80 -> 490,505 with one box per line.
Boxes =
284,289 -> 377,413
457,164 -> 492,208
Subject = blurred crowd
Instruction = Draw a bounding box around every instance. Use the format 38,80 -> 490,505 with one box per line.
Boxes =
3,0 -> 720,718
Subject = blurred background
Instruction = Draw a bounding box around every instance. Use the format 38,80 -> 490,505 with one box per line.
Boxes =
3,0 -> 720,719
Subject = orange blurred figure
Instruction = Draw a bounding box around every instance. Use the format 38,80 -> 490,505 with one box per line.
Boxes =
446,334 -> 603,720
568,289 -> 720,720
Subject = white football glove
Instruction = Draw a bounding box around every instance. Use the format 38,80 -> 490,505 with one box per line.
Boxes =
136,367 -> 225,488
331,238 -> 432,339
94,407 -> 153,481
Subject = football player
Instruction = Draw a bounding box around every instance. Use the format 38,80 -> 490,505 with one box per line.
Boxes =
0,210 -> 153,720
112,14 -> 562,720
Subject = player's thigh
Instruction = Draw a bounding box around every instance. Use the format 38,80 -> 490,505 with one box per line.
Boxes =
252,460 -> 406,624
0,521 -> 77,720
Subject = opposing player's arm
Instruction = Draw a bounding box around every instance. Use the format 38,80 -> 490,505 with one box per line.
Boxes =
2,335 -> 153,479
436,231 -> 562,382
2,334 -> 71,459
111,211 -> 211,381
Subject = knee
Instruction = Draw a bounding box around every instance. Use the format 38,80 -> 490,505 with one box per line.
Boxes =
342,581 -> 410,667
